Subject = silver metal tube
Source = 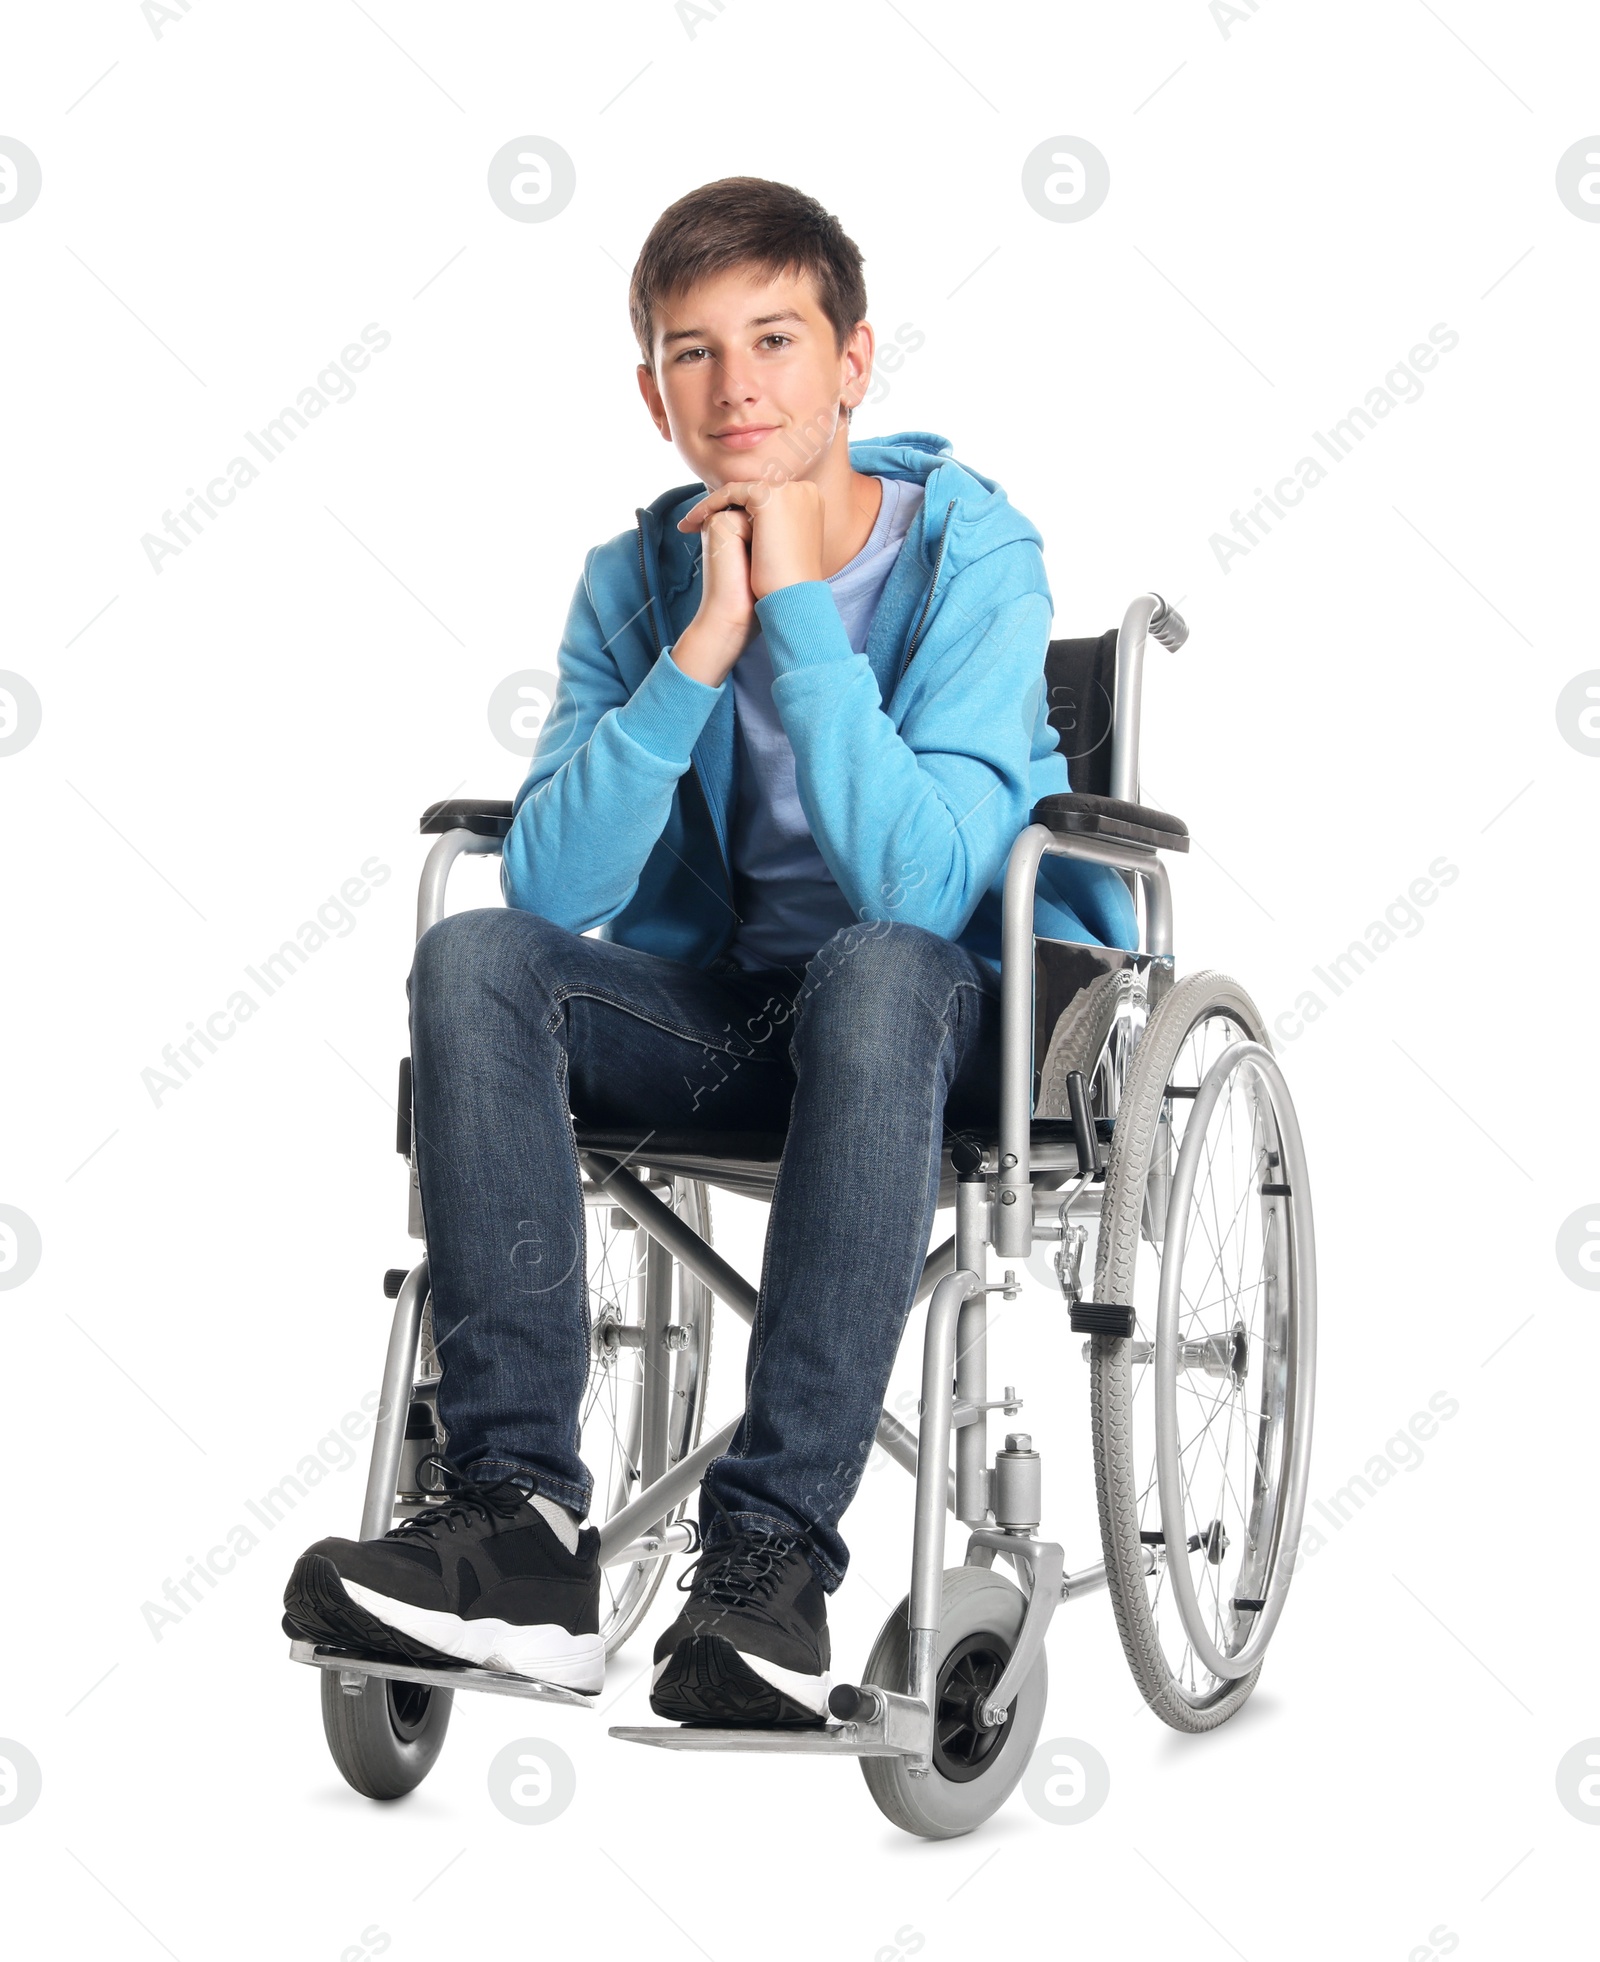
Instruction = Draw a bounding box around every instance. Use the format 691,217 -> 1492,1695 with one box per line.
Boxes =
639,1228 -> 673,1498
1061,1560 -> 1112,1598
360,1261 -> 428,1540
416,828 -> 501,941
907,1627 -> 939,1738
1112,593 -> 1165,805
910,1268 -> 982,1641
997,827 -> 1050,1253
581,1153 -> 759,1324
996,827 -> 1174,1254
595,1417 -> 741,1558
875,1398 -> 958,1512
601,1520 -> 699,1569
953,1181 -> 989,1524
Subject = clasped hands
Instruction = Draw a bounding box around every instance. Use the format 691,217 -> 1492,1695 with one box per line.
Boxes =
669,479 -> 827,686
678,478 -> 826,601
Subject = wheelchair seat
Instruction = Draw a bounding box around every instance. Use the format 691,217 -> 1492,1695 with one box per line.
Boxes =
571,1116 -> 1100,1208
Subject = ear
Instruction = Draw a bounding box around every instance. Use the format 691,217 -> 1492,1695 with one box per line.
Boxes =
636,361 -> 672,441
840,318 -> 875,419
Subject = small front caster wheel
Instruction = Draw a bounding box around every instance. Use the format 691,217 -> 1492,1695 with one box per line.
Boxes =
319,1668 -> 452,1799
858,1567 -> 1047,1839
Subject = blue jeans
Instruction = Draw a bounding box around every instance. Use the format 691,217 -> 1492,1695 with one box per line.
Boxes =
407,908 -> 1003,1592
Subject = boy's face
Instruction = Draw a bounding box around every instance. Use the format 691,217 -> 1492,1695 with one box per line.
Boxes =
637,264 -> 872,490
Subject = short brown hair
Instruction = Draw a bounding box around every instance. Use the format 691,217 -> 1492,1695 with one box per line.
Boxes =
629,176 -> 867,374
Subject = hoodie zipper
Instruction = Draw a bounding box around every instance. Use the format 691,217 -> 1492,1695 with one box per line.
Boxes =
636,517 -> 736,941
898,496 -> 957,686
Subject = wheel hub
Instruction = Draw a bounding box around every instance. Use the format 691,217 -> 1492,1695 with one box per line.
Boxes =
385,1678 -> 435,1740
931,1634 -> 1016,1783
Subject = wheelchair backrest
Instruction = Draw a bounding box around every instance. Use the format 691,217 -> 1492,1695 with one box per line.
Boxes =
1043,631 -> 1118,799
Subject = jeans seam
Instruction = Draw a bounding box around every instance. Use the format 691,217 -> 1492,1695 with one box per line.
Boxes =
546,982 -> 768,1060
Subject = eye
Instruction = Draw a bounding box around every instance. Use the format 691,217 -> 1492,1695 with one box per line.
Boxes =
674,333 -> 792,364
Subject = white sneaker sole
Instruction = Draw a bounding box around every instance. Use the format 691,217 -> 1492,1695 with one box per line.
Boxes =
650,1646 -> 832,1718
343,1580 -> 605,1692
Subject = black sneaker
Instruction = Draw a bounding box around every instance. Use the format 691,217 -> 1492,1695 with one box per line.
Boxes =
281,1456 -> 603,1691
649,1516 -> 831,1727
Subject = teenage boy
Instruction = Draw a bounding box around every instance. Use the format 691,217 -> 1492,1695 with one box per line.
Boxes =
283,176 -> 1136,1727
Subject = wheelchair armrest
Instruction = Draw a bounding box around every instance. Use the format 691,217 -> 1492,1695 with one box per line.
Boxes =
1032,792 -> 1189,854
420,798 -> 514,840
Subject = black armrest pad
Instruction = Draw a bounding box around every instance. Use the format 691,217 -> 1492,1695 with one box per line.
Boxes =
1032,792 -> 1189,853
420,798 -> 514,839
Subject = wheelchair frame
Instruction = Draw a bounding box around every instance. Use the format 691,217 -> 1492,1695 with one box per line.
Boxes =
292,590 -> 1315,1799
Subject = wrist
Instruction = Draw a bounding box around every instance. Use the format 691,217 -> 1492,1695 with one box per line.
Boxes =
671,616 -> 746,687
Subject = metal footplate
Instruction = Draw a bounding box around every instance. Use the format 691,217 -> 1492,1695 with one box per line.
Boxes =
289,1639 -> 600,1708
611,1686 -> 931,1757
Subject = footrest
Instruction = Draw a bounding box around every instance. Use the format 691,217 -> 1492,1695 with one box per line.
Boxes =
608,1723 -> 904,1757
1069,1300 -> 1138,1337
289,1639 -> 598,1707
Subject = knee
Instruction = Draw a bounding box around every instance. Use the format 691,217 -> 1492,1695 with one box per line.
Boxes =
807,919 -> 961,996
792,921 -> 966,1057
410,906 -> 561,1028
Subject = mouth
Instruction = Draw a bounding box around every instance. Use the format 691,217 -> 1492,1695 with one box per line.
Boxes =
711,425 -> 777,449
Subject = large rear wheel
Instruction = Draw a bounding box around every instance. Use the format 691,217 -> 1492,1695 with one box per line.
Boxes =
1088,971 -> 1316,1731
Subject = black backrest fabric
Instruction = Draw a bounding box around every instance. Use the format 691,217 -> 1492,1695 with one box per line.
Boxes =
1043,631 -> 1117,798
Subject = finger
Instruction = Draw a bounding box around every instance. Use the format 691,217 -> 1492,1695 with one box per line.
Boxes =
703,514 -> 752,566
677,481 -> 761,531
677,483 -> 739,532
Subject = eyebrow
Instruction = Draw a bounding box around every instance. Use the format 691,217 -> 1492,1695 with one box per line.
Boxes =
660,308 -> 807,349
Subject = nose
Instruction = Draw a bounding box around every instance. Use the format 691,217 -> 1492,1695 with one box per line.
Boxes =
711,359 -> 759,409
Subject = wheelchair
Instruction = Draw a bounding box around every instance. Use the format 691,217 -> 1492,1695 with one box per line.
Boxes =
289,591 -> 1317,1840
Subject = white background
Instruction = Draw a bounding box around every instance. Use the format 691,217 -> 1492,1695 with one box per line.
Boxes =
3,2 -> 1597,1956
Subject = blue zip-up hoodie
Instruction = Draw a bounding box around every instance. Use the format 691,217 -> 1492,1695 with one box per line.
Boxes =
502,430 -> 1139,973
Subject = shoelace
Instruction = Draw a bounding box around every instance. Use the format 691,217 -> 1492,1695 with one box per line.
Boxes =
675,1492 -> 820,1629
388,1453 -> 530,1541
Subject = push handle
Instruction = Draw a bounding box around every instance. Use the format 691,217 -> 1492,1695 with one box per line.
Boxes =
1148,594 -> 1189,653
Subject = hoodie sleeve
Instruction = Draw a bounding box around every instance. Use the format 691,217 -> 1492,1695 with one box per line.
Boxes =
755,547 -> 1068,942
499,551 -> 726,928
